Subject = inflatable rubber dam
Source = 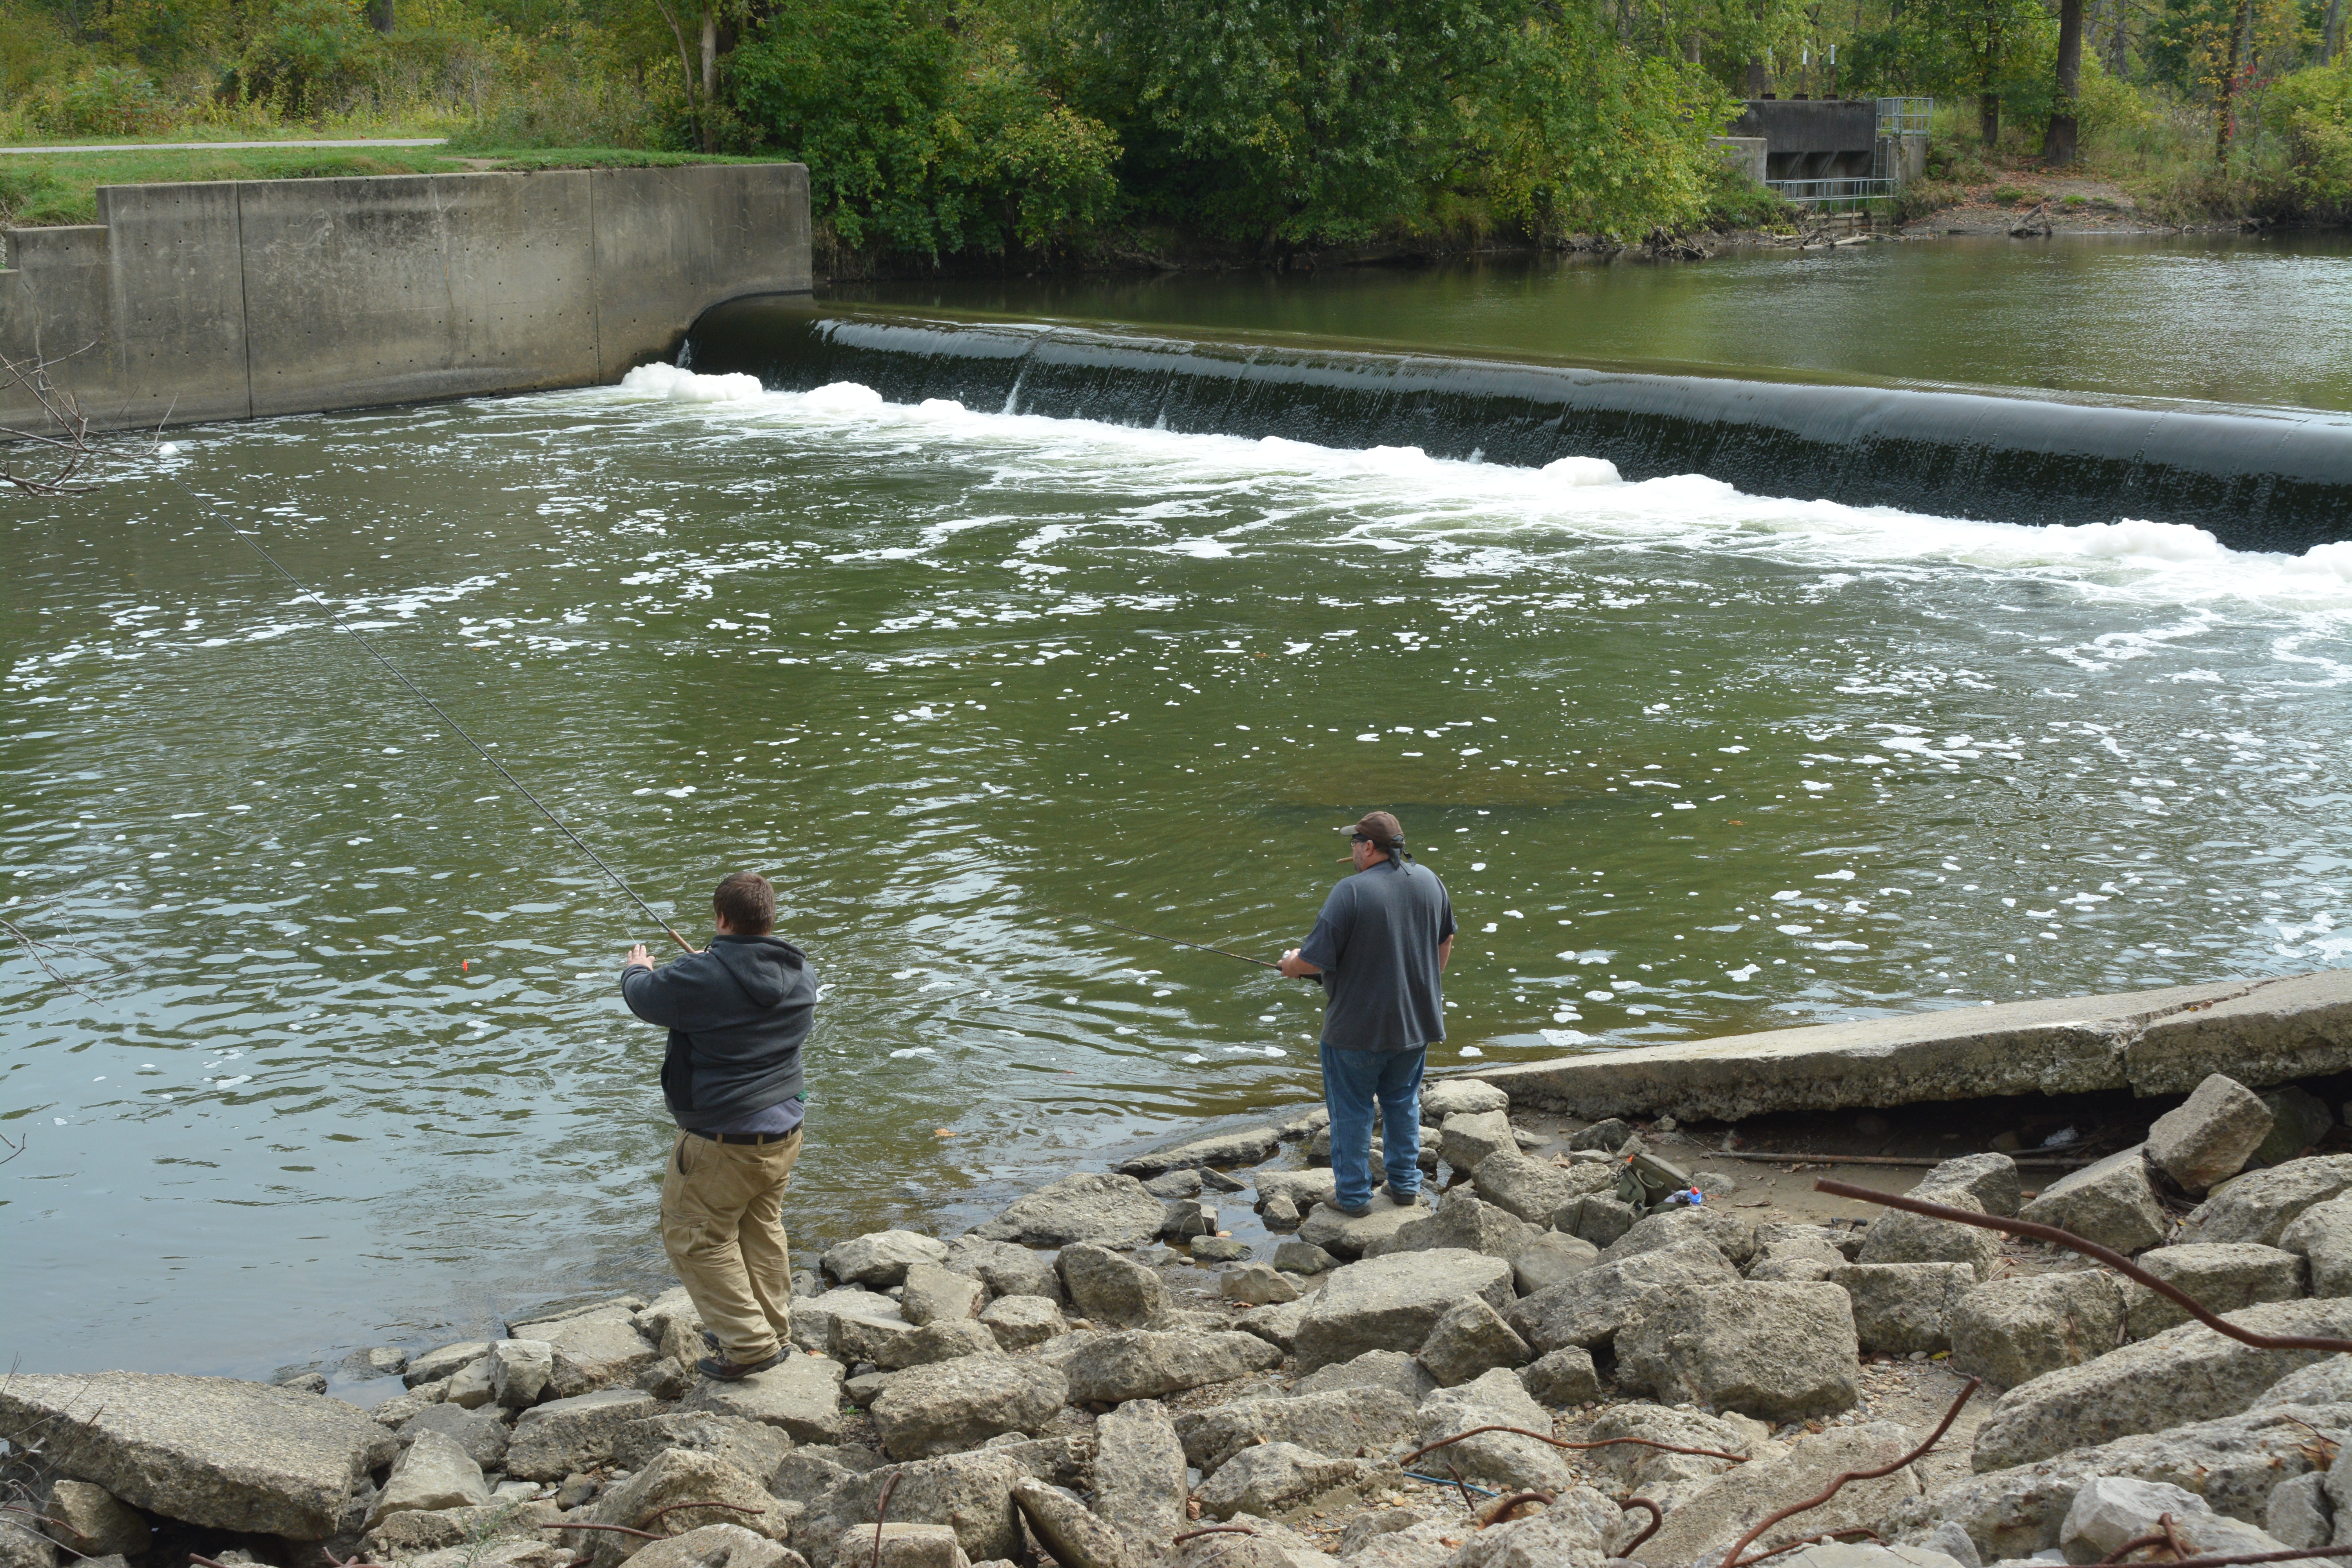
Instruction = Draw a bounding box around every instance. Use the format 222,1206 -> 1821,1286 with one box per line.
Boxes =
684,296 -> 2352,554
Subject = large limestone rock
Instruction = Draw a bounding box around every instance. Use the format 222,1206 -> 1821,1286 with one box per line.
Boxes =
0,1372 -> 397,1539
612,1412 -> 793,1490
508,1304 -> 661,1401
1094,1399 -> 1187,1552
2119,1242 -> 2307,1339
2255,1087 -> 2337,1168
1616,1281 -> 1862,1421
797,1447 -> 1085,1568
941,1236 -> 1065,1304
361,1501 -> 561,1562
504,1388 -> 661,1479
40,1483 -> 150,1559
1913,1154 -> 2024,1219
2016,1148 -> 2168,1256
618,1525 -> 802,1568
2058,1476 -> 2295,1565
1363,1187 -> 1532,1261
1749,1237 -> 1851,1283
1194,1443 -> 1372,1521
1293,1249 -> 1515,1374
1640,1424 -> 1924,1568
681,1353 -> 848,1444
1013,1475 -> 1134,1568
887,1319 -> 998,1370
1237,1298 -> 1309,1353
1948,1272 -> 2126,1390
900,1263 -> 984,1327
2147,1074 -> 2275,1194
1504,1240 -> 1741,1353
1519,1347 -> 1601,1407
792,1288 -> 916,1365
973,1172 -> 1166,1247
1600,1206 -> 1760,1269
367,1428 -> 490,1526
979,1294 -> 1067,1350
1294,1349 -> 1438,1405
1581,1403 -> 1753,1492
1554,1193 -> 1638,1249
1471,1151 -> 1599,1225
400,1401 -> 515,1476
1887,1402 -> 2352,1562
1828,1263 -> 1978,1355
1440,1509 -> 1607,1568
1511,1232 -> 1600,1296
406,1342 -> 492,1387
1117,1126 -> 1281,1178
2283,1194 -> 2352,1298
490,1338 -> 555,1408
1415,1368 -> 1572,1494
1970,1296 -> 2352,1470
1298,1194 -> 1425,1261
1175,1387 -> 1417,1478
1857,1192 -> 2004,1280
1058,1330 -> 1282,1403
1439,1111 -> 1517,1172
579,1449 -> 788,1568
867,1355 -> 1067,1459
1424,1080 -> 1508,1118
1058,1244 -> 1169,1327
824,1230 -> 951,1289
1417,1297 -> 1533,1388
2183,1154 -> 2352,1247
1256,1169 -> 1340,1215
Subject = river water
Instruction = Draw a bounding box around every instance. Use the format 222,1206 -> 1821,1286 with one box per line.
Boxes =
5,237 -> 2351,1381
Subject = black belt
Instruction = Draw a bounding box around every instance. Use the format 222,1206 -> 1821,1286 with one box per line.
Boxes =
690,1127 -> 800,1145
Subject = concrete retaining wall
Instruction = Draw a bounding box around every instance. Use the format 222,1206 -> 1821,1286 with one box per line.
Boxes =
1463,968 -> 2352,1122
0,162 -> 809,433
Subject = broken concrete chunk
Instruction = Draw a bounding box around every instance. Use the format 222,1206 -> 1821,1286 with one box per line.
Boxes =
39,1483 -> 149,1560
1628,1423 -> 1922,1568
1505,1238 -> 1740,1353
1827,1263 -> 1977,1355
1057,1244 -> 1169,1327
2016,1147 -> 2168,1256
867,1355 -> 1067,1460
679,1354 -> 848,1444
578,1448 -> 787,1568
1013,1476 -> 1134,1568
1518,1346 -> 1600,1407
1858,1190 -> 2004,1279
1913,1153 -> 2023,1218
1599,1205 -> 1759,1268
504,1388 -> 662,1479
2254,1087 -> 2335,1168
2118,1242 -> 2306,1339
900,1262 -> 985,1327
824,1230 -> 950,1289
1947,1271 -> 2125,1390
2281,1192 -> 2352,1298
1416,1368 -> 1572,1494
1093,1398 -> 1187,1551
1416,1296 -> 1533,1387
1193,1443 -> 1371,1522
1423,1080 -> 1509,1118
367,1427 -> 490,1526
2147,1073 -> 2274,1194
1176,1386 -> 1417,1479
1510,1230 -> 1599,1296
1221,1263 -> 1300,1306
1580,1402 -> 1751,1492
2183,1154 -> 2352,1247
941,1236 -> 1066,1303
1059,1330 -> 1282,1403
1568,1119 -> 1634,1153
1614,1281 -> 1861,1421
1293,1348 -> 1438,1404
1117,1126 -> 1282,1178
616,1525 -> 804,1568
976,1294 -> 1066,1350
1438,1111 -> 1515,1173
1969,1296 -> 2352,1471
972,1172 -> 1166,1247
0,1371 -> 397,1539
1293,1248 -> 1515,1374
490,1338 -> 554,1408
1365,1187 -> 1532,1262
1471,1150 -> 1599,1224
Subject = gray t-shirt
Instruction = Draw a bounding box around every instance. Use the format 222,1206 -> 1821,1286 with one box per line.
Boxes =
1298,857 -> 1457,1053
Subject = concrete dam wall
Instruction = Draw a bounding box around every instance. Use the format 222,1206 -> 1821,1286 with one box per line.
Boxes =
685,297 -> 2352,554
0,163 -> 810,433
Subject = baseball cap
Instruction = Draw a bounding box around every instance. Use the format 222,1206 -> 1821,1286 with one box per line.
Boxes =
1336,811 -> 1405,849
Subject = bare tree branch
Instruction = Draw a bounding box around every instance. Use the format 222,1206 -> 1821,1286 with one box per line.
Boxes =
1,347 -> 104,496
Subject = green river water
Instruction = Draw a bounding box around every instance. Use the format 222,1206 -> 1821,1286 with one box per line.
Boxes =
4,236 -> 2350,1381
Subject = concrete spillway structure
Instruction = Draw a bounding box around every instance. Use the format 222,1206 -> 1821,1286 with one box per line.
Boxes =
0,163 -> 810,432
685,297 -> 2352,554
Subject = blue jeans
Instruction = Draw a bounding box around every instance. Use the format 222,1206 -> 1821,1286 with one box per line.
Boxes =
1320,1041 -> 1425,1210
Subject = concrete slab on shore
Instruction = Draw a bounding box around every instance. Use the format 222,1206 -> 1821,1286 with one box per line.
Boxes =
1468,969 -> 2352,1122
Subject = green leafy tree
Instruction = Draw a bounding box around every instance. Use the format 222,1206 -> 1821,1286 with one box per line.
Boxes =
240,0 -> 382,117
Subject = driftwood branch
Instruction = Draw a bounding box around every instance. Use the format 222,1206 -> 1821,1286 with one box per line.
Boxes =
0,348 -> 103,495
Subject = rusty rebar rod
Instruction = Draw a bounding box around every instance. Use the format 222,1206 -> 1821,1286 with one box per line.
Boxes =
2094,1548 -> 2352,1568
871,1468 -> 903,1568
1815,1180 -> 2352,1353
1619,1499 -> 1664,1555
1719,1376 -> 1983,1568
1171,1526 -> 1260,1544
1477,1491 -> 1555,1528
1399,1425 -> 1749,1469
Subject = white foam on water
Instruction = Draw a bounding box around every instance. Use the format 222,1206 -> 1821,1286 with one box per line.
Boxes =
593,368 -> 2352,617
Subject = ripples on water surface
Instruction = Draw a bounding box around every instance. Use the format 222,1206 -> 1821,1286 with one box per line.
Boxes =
5,365 -> 2350,1377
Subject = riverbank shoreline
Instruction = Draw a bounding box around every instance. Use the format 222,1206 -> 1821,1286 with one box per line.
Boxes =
9,971 -> 2352,1568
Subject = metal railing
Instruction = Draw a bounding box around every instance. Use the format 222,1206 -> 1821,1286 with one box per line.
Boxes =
1764,176 -> 1896,207
1877,95 -> 1933,137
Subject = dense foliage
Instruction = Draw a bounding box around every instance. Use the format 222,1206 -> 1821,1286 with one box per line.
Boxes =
4,0 -> 2345,258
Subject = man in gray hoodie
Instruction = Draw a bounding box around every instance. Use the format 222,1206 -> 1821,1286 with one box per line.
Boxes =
622,871 -> 815,1380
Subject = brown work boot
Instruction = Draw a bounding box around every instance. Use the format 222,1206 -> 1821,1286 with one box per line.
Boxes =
696,1348 -> 784,1381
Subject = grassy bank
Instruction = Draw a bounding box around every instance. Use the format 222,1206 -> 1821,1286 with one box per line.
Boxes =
0,144 -> 796,227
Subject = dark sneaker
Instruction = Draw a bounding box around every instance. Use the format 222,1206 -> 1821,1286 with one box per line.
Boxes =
1385,1186 -> 1424,1207
697,1349 -> 784,1381
1333,1201 -> 1374,1218
702,1327 -> 722,1353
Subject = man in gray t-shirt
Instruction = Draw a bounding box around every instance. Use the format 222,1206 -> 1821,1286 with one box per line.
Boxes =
1280,811 -> 1456,1216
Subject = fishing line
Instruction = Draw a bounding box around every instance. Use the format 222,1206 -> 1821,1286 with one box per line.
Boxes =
1068,915 -> 1284,971
156,458 -> 697,954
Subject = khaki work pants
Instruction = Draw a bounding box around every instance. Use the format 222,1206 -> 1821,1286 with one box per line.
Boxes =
660,1127 -> 802,1363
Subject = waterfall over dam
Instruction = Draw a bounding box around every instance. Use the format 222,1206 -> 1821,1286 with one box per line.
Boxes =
684,295 -> 2352,554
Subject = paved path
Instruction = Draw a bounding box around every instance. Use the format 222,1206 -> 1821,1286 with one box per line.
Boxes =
0,138 -> 447,155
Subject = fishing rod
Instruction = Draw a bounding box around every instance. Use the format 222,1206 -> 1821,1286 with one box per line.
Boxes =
185,483 -> 698,955
1078,916 -> 1284,971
